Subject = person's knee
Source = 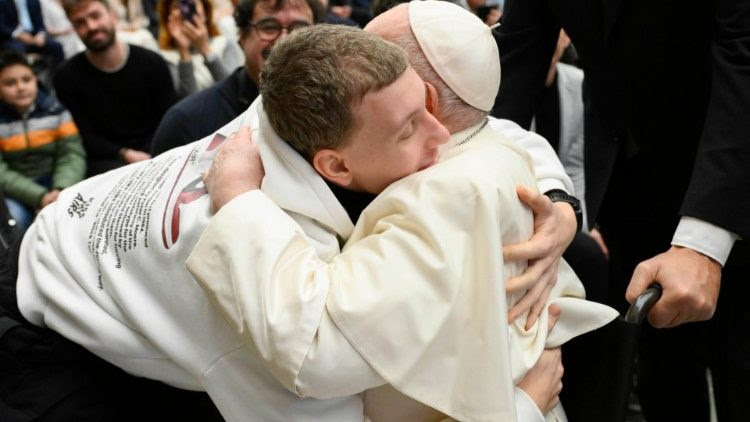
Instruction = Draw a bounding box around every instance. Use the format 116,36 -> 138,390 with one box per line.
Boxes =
1,40 -> 30,54
4,197 -> 33,232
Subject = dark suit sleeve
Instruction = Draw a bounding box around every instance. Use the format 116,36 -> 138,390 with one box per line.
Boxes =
151,106 -> 193,156
680,0 -> 750,238
491,0 -> 560,129
28,0 -> 46,34
151,55 -> 178,127
0,0 -> 18,41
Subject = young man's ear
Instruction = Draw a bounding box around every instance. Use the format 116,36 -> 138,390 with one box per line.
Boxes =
425,82 -> 439,116
312,149 -> 354,188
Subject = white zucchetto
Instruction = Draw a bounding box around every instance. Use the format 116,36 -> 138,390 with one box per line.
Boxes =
408,0 -> 501,112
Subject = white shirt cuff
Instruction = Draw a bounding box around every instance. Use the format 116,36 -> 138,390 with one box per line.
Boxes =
672,216 -> 739,266
514,387 -> 546,422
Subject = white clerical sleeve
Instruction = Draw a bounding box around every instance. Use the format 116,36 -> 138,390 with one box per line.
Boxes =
489,117 -> 574,195
187,190 -> 385,398
514,388 -> 546,422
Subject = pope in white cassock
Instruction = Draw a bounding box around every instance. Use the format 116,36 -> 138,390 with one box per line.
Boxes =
14,4 -> 615,422
189,3 -> 617,422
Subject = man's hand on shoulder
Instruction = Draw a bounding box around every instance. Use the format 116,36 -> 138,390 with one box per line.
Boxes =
626,246 -> 721,328
204,126 -> 264,214
504,186 -> 577,329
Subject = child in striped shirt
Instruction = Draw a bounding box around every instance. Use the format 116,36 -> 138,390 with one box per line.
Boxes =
0,50 -> 85,231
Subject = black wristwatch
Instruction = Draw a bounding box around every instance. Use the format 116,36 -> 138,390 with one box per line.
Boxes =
544,189 -> 583,233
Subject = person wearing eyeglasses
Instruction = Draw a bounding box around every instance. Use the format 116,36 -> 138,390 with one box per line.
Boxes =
150,0 -> 324,156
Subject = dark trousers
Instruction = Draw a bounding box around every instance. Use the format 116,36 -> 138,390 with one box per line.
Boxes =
1,39 -> 64,65
559,231 -> 617,422
0,240 -> 225,422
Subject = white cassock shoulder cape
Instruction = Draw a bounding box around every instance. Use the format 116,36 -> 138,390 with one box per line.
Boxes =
188,116 -> 618,422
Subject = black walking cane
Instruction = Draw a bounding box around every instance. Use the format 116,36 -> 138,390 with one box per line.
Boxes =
604,283 -> 663,422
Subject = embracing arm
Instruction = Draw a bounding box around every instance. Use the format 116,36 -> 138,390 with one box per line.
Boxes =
487,119 -> 579,330
187,190 -> 386,398
189,188 -> 558,419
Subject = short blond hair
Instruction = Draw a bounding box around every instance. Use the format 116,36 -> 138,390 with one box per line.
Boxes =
261,24 -> 409,158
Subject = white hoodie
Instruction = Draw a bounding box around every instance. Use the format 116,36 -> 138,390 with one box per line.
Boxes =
16,102 -> 366,422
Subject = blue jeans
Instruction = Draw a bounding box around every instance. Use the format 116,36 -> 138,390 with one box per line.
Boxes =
3,174 -> 53,234
4,197 -> 33,233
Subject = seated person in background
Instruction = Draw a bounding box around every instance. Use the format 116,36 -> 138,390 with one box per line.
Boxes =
322,0 -> 357,25
150,0 -> 322,156
39,0 -> 85,58
467,0 -> 502,25
158,0 -> 230,98
54,0 -> 176,176
209,0 -> 245,70
189,11 -> 616,422
112,0 -> 159,50
0,50 -> 84,232
0,0 -> 64,66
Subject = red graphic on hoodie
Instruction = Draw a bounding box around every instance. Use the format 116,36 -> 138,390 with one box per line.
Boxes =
161,133 -> 227,249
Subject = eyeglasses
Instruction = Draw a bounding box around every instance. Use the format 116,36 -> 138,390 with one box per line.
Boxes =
251,18 -> 311,41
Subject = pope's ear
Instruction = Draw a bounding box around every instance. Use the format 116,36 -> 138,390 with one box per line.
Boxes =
312,149 -> 354,188
425,81 -> 439,116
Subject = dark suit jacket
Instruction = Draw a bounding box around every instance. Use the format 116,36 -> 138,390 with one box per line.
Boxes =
0,0 -> 46,41
493,0 -> 750,239
151,67 -> 259,156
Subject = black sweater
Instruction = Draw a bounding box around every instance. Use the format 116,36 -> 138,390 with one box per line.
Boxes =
54,45 -> 176,173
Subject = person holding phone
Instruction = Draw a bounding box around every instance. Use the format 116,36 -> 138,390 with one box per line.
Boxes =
158,0 -> 231,98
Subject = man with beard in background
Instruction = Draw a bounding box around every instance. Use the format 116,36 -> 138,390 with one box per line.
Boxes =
53,0 -> 176,176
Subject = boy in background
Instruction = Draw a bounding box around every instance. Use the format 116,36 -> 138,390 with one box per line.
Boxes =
0,50 -> 85,231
